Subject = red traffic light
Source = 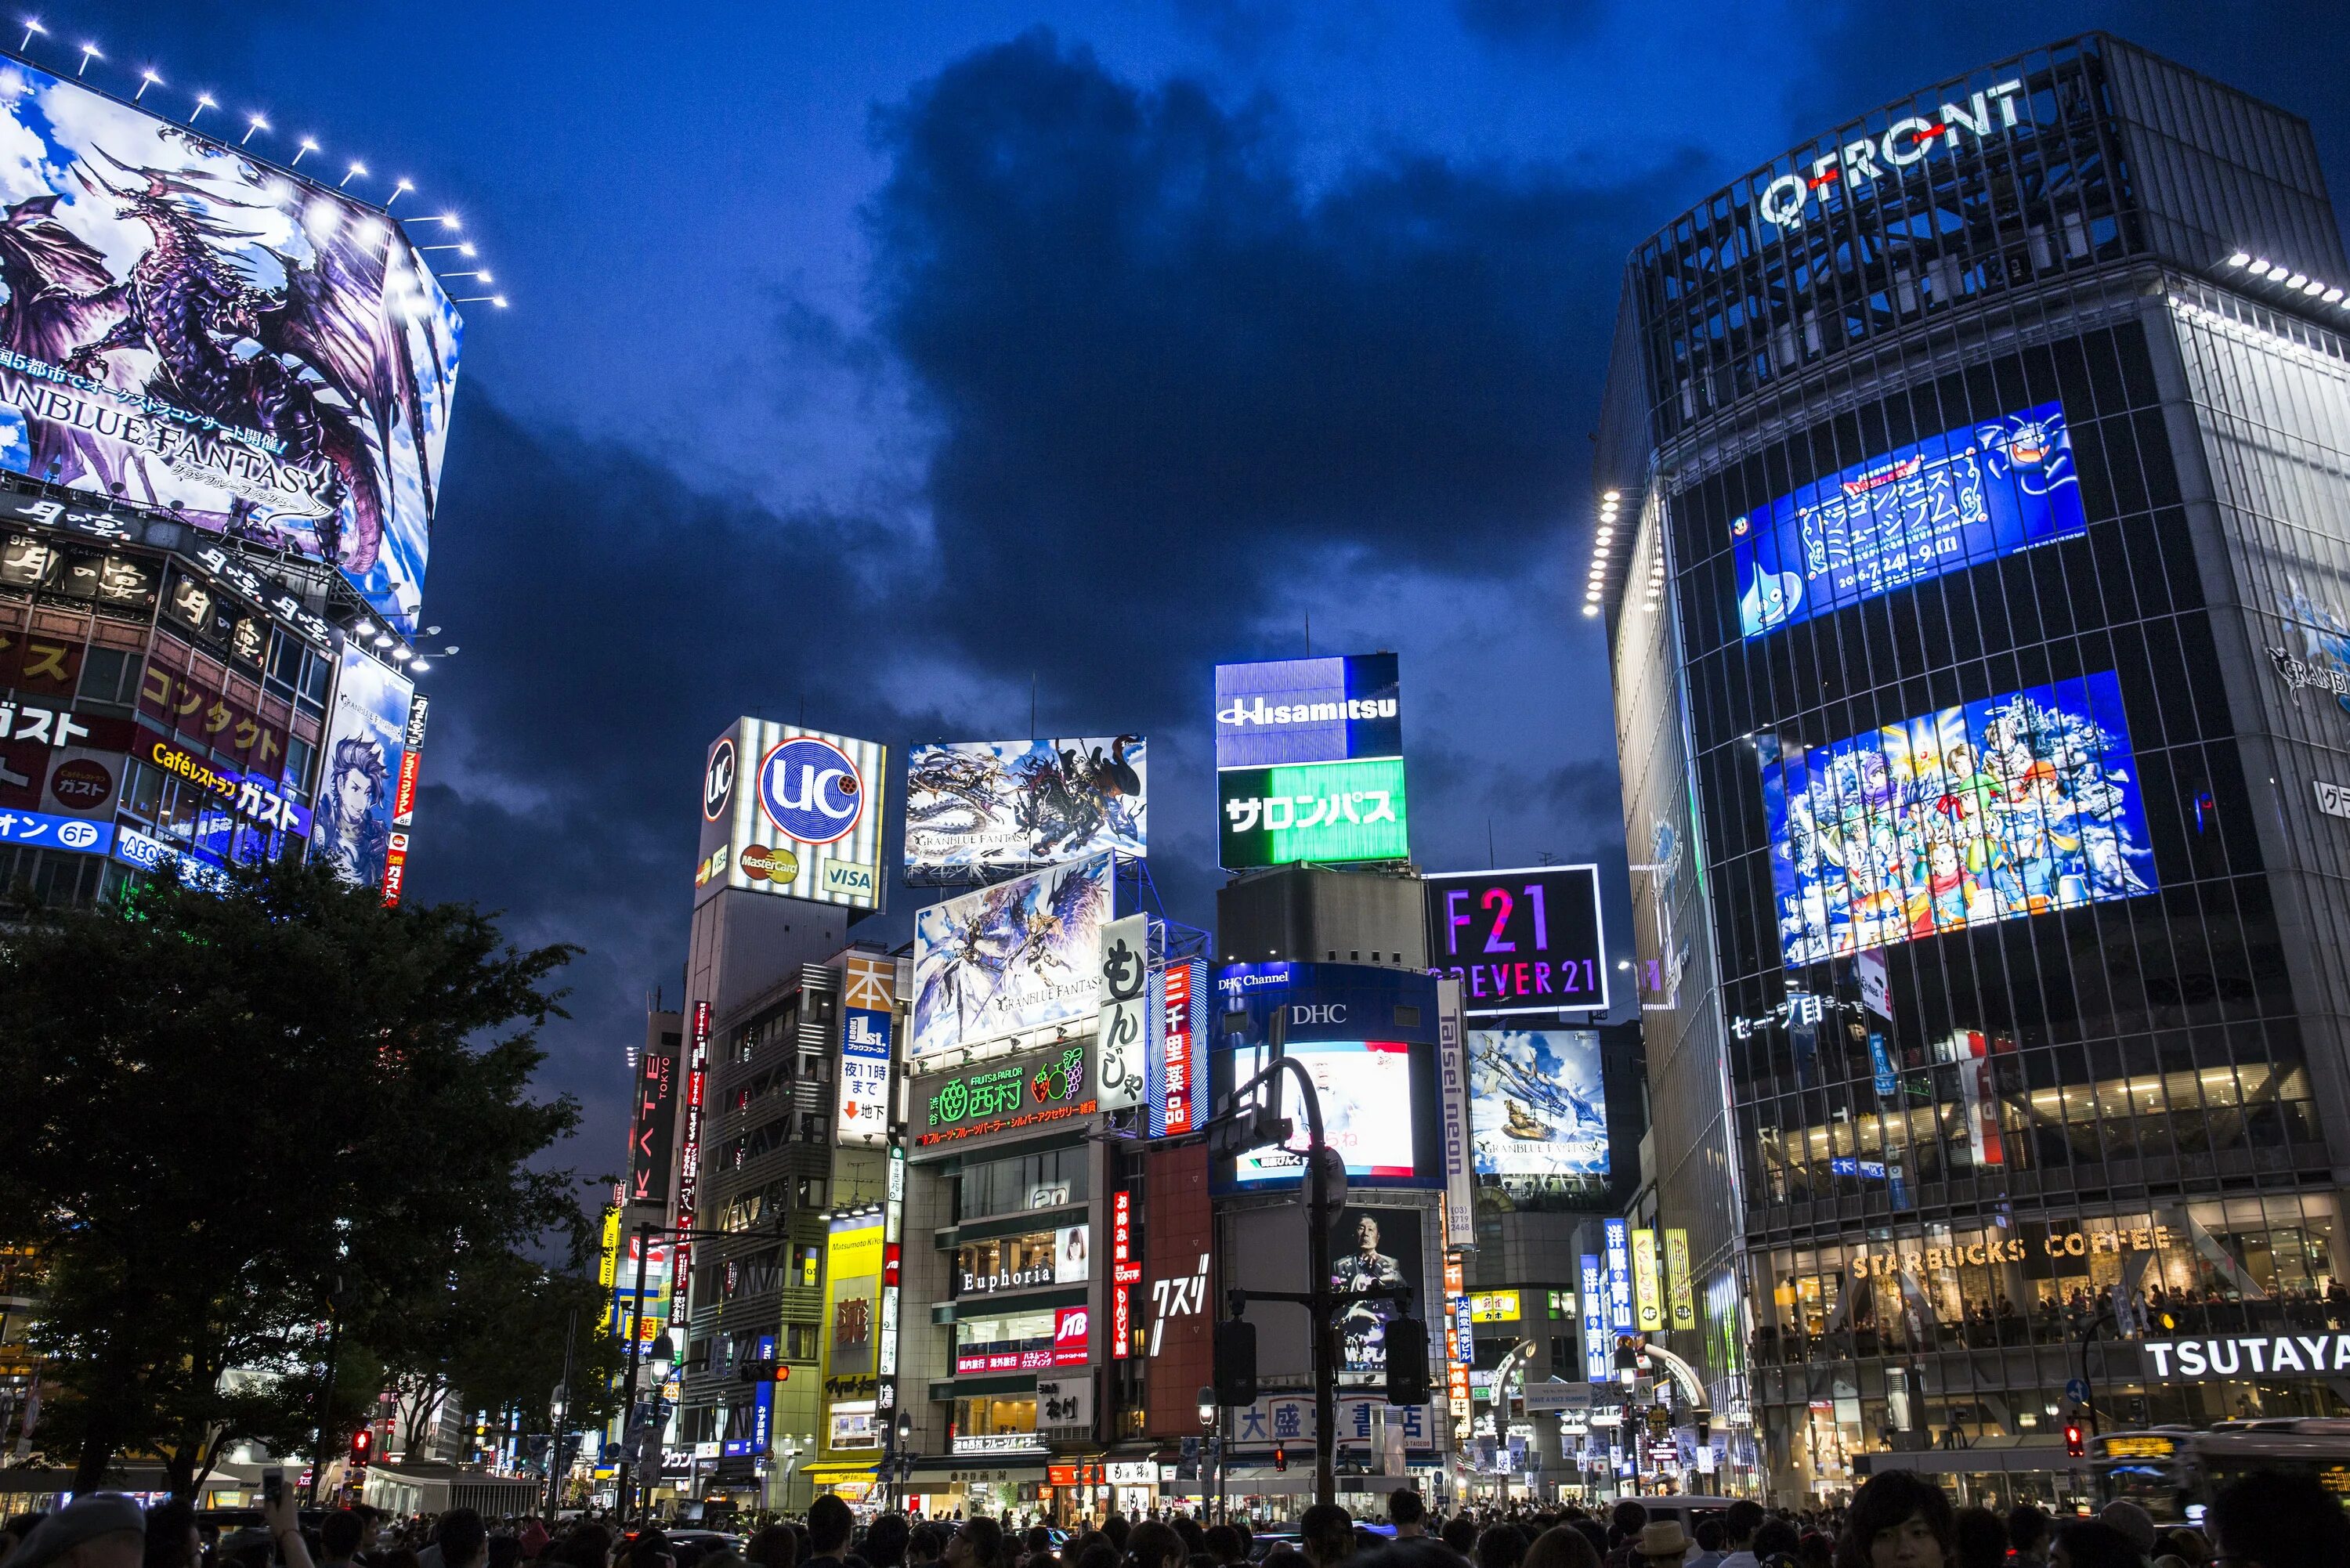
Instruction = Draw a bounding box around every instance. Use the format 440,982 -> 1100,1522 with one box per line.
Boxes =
1273,1443 -> 1287,1473
775,1364 -> 790,1382
350,1429 -> 373,1464
2064,1422 -> 2084,1458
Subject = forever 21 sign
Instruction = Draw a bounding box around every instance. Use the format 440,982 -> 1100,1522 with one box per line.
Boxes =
1424,865 -> 1609,1017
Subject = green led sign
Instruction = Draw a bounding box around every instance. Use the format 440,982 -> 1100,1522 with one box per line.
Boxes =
1217,756 -> 1409,869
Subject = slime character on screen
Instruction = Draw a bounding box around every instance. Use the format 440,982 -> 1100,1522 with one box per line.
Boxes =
1331,1215 -> 1407,1370
316,734 -> 391,887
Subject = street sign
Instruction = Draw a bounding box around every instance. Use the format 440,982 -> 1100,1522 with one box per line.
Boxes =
2064,1378 -> 2090,1404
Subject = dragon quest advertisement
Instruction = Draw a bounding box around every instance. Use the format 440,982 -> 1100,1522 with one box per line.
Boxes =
903,735 -> 1146,881
0,60 -> 462,634
910,850 -> 1115,1062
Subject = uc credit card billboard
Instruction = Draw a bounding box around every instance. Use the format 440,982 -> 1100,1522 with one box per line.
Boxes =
695,718 -> 887,911
1209,962 -> 1444,1191
1214,653 -> 1407,869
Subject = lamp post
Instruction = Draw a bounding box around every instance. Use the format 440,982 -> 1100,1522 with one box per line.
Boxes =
1196,1386 -> 1222,1524
638,1330 -> 678,1526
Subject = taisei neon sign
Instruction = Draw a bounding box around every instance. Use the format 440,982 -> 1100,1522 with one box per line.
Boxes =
1756,78 -> 2027,233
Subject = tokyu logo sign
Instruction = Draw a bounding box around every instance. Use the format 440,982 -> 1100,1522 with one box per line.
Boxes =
1757,78 -> 2026,233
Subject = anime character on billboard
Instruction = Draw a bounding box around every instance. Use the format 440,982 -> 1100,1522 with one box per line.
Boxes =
313,646 -> 411,891
905,736 -> 1146,873
0,60 -> 461,633
1766,671 -> 2155,966
910,851 -> 1112,1057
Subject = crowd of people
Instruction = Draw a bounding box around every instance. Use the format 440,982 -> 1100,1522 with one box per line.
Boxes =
0,1471 -> 2344,1568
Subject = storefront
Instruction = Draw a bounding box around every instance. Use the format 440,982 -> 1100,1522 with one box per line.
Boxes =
804,1461 -> 880,1512
903,1456 -> 1051,1522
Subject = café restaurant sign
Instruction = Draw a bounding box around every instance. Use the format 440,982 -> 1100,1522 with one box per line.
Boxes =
913,1038 -> 1097,1154
1849,1226 -> 2173,1280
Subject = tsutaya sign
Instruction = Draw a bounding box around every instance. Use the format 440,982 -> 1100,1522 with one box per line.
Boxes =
1756,77 -> 2028,233
2145,1335 -> 2350,1380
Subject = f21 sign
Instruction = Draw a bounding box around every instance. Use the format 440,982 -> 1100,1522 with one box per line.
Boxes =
1425,865 -> 1607,1017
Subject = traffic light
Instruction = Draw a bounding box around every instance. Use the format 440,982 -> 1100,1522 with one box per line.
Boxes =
1383,1317 -> 1430,1407
2064,1422 -> 2084,1458
1214,1317 -> 1258,1406
1273,1442 -> 1287,1473
349,1429 -> 373,1469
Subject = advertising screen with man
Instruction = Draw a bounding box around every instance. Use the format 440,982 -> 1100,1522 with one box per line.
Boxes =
1329,1207 -> 1423,1378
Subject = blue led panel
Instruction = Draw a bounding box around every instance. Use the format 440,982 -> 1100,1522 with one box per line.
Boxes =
1761,670 -> 2157,967
1735,399 -> 2087,637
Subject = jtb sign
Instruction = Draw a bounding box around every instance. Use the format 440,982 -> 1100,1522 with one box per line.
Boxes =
1426,865 -> 1609,1016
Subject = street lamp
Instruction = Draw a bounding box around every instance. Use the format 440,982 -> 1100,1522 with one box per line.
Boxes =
1197,1385 -> 1221,1523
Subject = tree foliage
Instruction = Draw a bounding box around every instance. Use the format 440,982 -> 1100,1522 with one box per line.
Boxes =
0,858 -> 584,1494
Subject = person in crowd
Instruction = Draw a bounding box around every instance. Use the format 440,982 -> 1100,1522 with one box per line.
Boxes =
1202,1527 -> 1244,1568
1829,1474 -> 1953,1568
2095,1504 -> 2155,1565
1123,1523 -> 1184,1568
2047,1524 -> 2136,1568
1949,1508 -> 2004,1568
1522,1528 -> 1601,1568
2209,1469 -> 2350,1568
1299,1507 -> 1354,1568
1716,1504 -> 1764,1568
1746,1523 -> 1798,1568
1687,1519 -> 1725,1568
1441,1521 -> 1478,1560
902,1528 -> 940,1568
806,1503 -> 857,1568
748,1529 -> 797,1568
139,1502 -> 198,1568
1476,1526 -> 1528,1568
942,1519 -> 1004,1568
1630,1523 -> 1690,1568
2004,1508 -> 2048,1568
1603,1506 -> 1649,1568
866,1519 -> 909,1568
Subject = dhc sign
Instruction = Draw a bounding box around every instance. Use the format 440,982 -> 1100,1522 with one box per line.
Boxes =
2143,1335 -> 2350,1380
1757,78 -> 2028,234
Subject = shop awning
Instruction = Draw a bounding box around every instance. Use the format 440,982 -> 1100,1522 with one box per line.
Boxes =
804,1462 -> 880,1485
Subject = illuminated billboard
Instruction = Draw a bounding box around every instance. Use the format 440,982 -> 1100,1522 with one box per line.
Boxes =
313,645 -> 414,891
1329,1208 -> 1423,1379
695,718 -> 887,911
1734,399 -> 2085,638
1468,1028 -> 1609,1194
0,59 -> 461,634
1228,1040 -> 1417,1183
837,952 -> 895,1147
1214,653 -> 1407,869
1214,654 -> 1400,768
1218,757 -> 1408,869
1762,670 -> 2157,966
909,850 -> 1113,1061
1426,865 -> 1608,1015
904,736 -> 1145,880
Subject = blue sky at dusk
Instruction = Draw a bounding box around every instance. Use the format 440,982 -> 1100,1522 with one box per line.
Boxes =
81,0 -> 2350,1181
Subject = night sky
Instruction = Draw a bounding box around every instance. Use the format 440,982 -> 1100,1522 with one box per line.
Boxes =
84,0 -> 2350,1189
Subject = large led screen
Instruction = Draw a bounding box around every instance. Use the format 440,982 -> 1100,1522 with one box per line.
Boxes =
1762,670 -> 2157,966
1218,756 -> 1408,869
1227,1040 -> 1416,1183
1214,653 -> 1401,769
695,718 -> 887,911
1469,1028 -> 1609,1190
313,645 -> 414,892
0,60 -> 462,634
910,850 -> 1114,1061
904,735 -> 1146,880
1734,399 -> 2085,638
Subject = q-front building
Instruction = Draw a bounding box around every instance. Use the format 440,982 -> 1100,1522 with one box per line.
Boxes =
1596,34 -> 2350,1507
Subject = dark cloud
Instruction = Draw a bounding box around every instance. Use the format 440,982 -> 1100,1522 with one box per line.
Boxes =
863,29 -> 1665,706
1450,0 -> 1603,49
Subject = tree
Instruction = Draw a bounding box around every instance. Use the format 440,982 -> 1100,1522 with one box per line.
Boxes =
0,858 -> 583,1495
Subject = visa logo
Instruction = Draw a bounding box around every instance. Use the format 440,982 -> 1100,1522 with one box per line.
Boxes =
823,862 -> 875,895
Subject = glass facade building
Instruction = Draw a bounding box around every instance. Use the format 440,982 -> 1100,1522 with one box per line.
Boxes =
1598,34 -> 2350,1505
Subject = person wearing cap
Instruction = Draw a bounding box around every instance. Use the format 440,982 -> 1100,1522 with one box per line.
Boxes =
7,1494 -> 146,1568
1632,1523 -> 1690,1567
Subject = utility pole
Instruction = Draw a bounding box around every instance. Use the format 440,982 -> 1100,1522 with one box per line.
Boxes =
613,1223 -> 655,1522
548,1305 -> 579,1519
308,1274 -> 344,1506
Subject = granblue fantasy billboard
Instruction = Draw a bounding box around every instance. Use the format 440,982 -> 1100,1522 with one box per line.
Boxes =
1735,400 -> 2084,637
0,59 -> 461,633
904,736 -> 1145,880
1762,670 -> 2157,966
